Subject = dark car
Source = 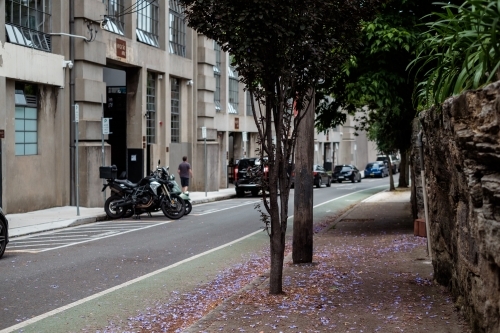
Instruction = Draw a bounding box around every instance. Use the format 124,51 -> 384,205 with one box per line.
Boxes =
234,157 -> 268,197
313,164 -> 331,188
365,161 -> 389,178
0,207 -> 9,259
333,165 -> 361,183
289,164 -> 331,188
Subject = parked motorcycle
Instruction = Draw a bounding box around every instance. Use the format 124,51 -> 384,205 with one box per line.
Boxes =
156,165 -> 192,215
101,165 -> 185,220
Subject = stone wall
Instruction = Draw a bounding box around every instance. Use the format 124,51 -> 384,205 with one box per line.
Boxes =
411,81 -> 500,332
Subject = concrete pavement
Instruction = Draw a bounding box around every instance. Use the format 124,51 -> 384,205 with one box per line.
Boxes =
5,187 -> 237,238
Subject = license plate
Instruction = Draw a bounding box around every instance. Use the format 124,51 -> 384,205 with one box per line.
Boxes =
338,176 -> 344,179
371,173 -> 374,176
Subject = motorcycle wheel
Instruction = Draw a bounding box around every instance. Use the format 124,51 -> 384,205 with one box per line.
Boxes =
0,219 -> 7,259
161,194 -> 185,219
104,195 -> 126,219
184,200 -> 192,215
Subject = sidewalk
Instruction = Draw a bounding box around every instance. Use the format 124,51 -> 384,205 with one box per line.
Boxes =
5,187 -> 236,238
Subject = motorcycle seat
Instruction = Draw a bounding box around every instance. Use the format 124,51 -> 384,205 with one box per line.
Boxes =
114,179 -> 140,188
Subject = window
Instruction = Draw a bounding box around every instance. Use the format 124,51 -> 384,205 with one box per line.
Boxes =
169,0 -> 186,56
246,91 -> 254,116
5,0 -> 52,52
103,0 -> 124,35
146,72 -> 156,144
15,83 -> 38,156
137,0 -> 159,47
171,78 -> 180,143
213,42 -> 221,112
228,66 -> 239,114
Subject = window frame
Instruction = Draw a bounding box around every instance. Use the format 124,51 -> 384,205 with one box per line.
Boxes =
103,0 -> 125,35
171,77 -> 180,143
213,42 -> 222,112
15,84 -> 38,156
228,66 -> 239,114
146,72 -> 157,145
5,0 -> 52,52
169,0 -> 186,57
136,0 -> 159,47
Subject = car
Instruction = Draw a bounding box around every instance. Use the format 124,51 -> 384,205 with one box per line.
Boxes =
289,164 -> 331,188
0,207 -> 9,259
234,157 -> 268,197
313,164 -> 332,188
365,161 -> 389,178
376,155 -> 400,174
333,164 -> 362,183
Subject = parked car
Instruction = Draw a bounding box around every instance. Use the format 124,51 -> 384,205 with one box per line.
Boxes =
313,164 -> 332,188
365,161 -> 389,178
234,157 -> 268,197
0,207 -> 9,259
333,165 -> 362,183
289,164 -> 331,188
376,155 -> 400,174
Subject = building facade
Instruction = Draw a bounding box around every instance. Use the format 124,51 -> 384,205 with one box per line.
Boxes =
0,0 -> 376,213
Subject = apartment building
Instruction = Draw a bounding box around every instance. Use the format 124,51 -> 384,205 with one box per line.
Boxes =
0,0 -> 374,213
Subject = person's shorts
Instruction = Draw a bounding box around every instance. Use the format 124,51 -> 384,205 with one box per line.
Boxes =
181,177 -> 190,187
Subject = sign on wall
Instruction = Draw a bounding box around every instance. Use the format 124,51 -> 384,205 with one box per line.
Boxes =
116,39 -> 126,59
235,117 -> 239,130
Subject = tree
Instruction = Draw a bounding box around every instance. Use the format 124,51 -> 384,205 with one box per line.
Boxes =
412,0 -> 500,108
179,0 -> 380,294
315,0 -> 457,188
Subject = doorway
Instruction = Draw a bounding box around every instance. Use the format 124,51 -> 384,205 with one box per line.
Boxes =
103,67 -> 127,178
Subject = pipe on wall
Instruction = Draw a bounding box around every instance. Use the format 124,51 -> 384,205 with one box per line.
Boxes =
69,0 -> 76,205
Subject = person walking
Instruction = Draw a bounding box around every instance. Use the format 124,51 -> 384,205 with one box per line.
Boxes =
177,156 -> 193,193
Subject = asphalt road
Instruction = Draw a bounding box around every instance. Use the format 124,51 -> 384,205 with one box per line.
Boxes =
0,174 -> 398,333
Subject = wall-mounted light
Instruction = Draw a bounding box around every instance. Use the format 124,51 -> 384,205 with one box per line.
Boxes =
158,75 -> 163,80
187,80 -> 193,86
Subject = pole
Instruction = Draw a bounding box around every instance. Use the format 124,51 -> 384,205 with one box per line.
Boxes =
417,131 -> 431,259
204,137 -> 207,197
75,104 -> 80,216
101,95 -> 105,202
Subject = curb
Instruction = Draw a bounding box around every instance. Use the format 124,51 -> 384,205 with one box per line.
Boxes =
191,194 -> 236,205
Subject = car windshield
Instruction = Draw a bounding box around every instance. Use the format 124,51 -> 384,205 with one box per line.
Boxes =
238,159 -> 257,169
342,167 -> 352,172
366,163 -> 376,169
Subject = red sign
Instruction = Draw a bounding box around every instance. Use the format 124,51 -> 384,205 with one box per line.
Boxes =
0,130 -> 4,139
116,39 -> 126,58
235,117 -> 239,130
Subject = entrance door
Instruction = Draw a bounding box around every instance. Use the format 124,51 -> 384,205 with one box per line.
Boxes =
104,87 -> 127,178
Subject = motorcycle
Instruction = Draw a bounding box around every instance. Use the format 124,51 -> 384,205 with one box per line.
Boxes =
101,165 -> 185,220
156,165 -> 192,215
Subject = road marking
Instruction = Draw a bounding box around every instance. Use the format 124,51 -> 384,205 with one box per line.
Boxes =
192,200 -> 259,216
0,183 -> 388,333
0,229 -> 264,333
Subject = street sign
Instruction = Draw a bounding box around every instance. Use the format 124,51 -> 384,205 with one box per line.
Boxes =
201,126 -> 207,139
74,104 -> 79,123
102,118 -> 110,135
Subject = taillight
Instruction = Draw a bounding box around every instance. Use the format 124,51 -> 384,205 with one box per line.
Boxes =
234,167 -> 238,181
264,166 -> 268,173
313,172 -> 318,176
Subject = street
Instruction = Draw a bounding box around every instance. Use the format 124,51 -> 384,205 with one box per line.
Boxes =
0,175 -> 397,332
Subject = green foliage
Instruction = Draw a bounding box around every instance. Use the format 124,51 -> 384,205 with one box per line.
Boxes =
412,0 -> 500,108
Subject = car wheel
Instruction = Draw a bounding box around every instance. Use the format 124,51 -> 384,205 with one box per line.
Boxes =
351,176 -> 355,183
338,180 -> 342,183
236,189 -> 245,197
316,178 -> 322,188
0,219 -> 7,259
251,189 -> 260,197
358,176 -> 362,182
326,177 -> 331,187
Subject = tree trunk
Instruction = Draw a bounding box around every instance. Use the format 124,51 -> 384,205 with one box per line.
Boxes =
387,154 -> 395,191
398,150 -> 408,187
292,100 -> 315,264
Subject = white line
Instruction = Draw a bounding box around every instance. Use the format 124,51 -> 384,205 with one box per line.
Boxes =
312,184 -> 387,209
38,221 -> 172,252
0,229 -> 264,333
195,200 -> 259,216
